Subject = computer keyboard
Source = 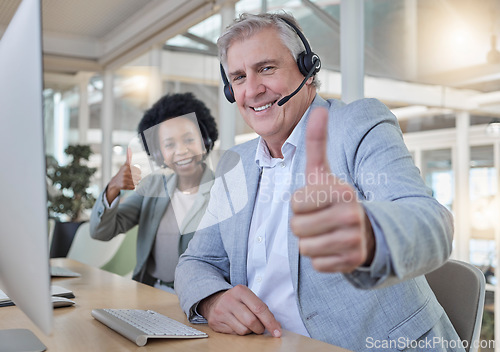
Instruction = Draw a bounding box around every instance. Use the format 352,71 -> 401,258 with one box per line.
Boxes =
91,309 -> 208,346
50,266 -> 81,277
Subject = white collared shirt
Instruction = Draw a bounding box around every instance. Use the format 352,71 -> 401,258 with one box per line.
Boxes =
247,111 -> 310,337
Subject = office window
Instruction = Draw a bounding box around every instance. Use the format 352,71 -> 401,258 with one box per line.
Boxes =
422,149 -> 453,212
469,146 -> 496,274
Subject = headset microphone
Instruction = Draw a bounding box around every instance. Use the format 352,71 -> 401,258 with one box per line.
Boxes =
277,56 -> 319,106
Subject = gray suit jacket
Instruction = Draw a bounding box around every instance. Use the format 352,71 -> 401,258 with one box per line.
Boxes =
90,166 -> 213,283
175,96 -> 463,351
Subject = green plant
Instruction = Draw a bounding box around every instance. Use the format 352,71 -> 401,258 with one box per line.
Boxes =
47,145 -> 97,222
481,310 -> 494,342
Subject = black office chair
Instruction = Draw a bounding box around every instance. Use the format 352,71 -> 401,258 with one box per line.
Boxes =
426,259 -> 486,352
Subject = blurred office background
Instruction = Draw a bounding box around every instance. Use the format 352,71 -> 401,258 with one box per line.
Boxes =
1,0 -> 500,348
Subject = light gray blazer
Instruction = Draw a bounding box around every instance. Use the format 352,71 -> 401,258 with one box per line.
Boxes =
90,166 -> 214,283
175,96 -> 463,351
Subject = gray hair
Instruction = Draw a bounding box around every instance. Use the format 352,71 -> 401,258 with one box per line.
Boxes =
217,12 -> 320,89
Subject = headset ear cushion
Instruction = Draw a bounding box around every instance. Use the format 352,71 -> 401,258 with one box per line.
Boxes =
296,51 -> 309,76
220,63 -> 235,104
197,120 -> 214,152
204,135 -> 214,152
298,51 -> 321,76
203,136 -> 214,153
224,84 -> 235,103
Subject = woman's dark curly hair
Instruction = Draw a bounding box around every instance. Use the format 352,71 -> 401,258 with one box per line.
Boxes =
137,92 -> 218,166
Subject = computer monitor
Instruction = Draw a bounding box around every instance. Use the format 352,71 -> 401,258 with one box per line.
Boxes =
0,0 -> 53,350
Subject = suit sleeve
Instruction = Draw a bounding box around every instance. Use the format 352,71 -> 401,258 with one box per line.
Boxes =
89,187 -> 143,241
337,99 -> 453,288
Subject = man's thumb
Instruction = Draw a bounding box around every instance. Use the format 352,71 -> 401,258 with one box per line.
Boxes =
305,107 -> 331,185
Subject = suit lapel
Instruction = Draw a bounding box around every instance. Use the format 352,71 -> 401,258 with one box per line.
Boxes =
223,145 -> 261,287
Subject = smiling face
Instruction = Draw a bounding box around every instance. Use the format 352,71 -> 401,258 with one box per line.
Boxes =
158,117 -> 205,179
226,27 -> 316,157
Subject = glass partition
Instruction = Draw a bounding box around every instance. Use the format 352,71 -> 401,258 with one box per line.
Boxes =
421,148 -> 453,212
469,145 -> 496,271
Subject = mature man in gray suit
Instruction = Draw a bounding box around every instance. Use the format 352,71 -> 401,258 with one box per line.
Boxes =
175,12 -> 463,351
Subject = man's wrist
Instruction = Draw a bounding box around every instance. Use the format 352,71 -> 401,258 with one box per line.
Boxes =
199,291 -> 225,318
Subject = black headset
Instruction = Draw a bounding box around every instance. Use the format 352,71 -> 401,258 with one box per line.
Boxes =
142,119 -> 213,168
198,119 -> 214,152
220,16 -> 321,104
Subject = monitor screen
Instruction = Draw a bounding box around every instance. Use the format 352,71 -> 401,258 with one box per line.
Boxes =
0,0 -> 53,345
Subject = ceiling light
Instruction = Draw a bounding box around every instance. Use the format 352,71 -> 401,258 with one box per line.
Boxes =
113,145 -> 124,155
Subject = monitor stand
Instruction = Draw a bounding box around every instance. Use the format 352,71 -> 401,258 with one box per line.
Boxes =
0,329 -> 46,352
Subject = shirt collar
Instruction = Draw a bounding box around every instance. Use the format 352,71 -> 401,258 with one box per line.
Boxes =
255,105 -> 311,168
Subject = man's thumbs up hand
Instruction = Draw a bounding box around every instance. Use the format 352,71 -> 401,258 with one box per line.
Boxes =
291,107 -> 375,273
